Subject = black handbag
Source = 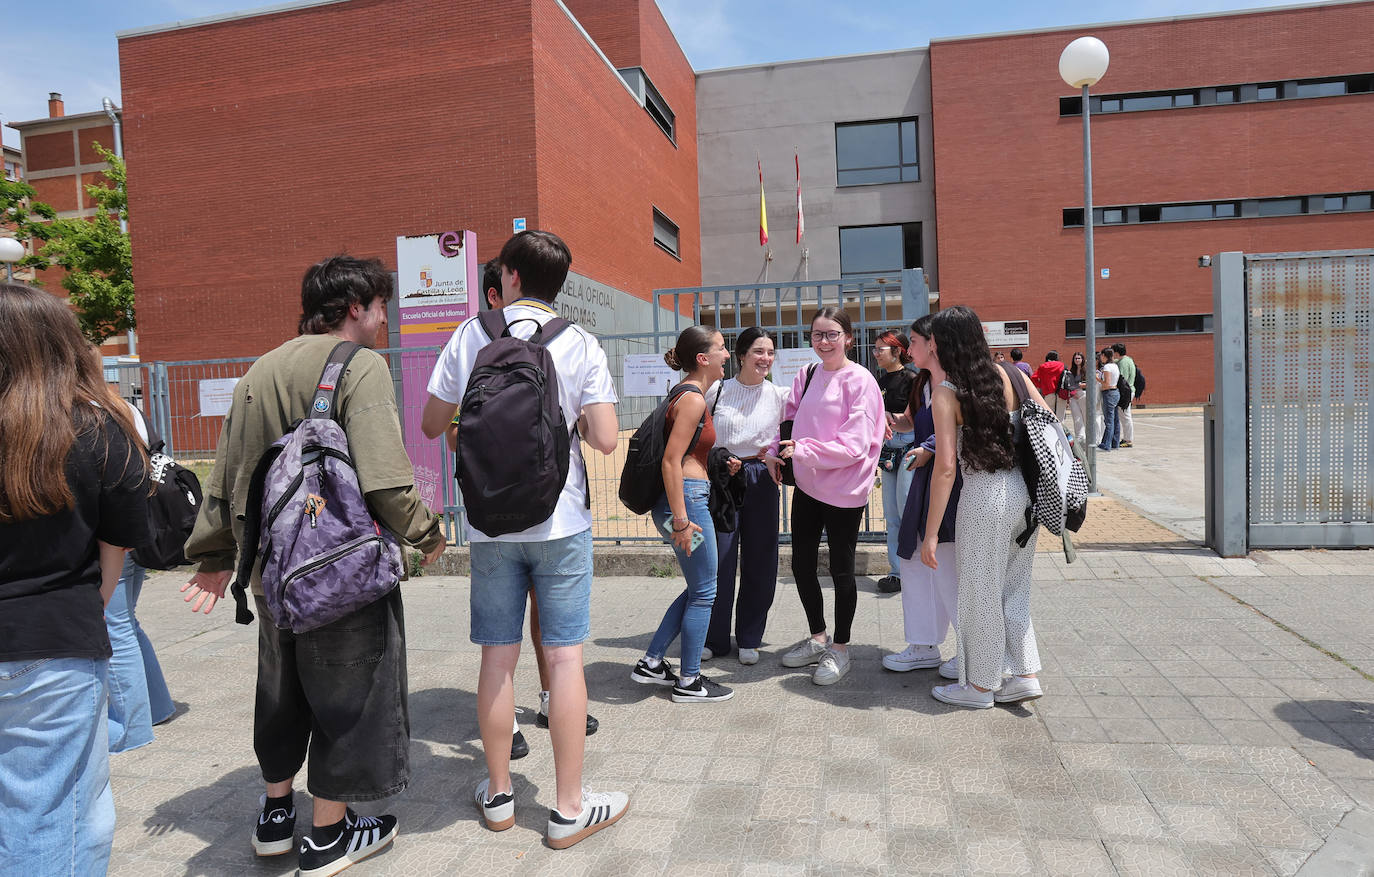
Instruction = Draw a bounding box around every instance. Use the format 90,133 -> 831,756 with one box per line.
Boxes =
778,364 -> 818,487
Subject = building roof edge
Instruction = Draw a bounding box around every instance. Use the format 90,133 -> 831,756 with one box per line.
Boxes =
696,46 -> 927,77
116,0 -> 352,39
7,110 -> 118,131
929,0 -> 1371,45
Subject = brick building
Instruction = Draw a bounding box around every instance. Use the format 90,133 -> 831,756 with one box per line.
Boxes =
116,0 -> 698,362
928,1 -> 1374,402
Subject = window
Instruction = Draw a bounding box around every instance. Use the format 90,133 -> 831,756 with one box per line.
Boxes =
1323,193 -> 1372,212
1160,204 -> 1214,221
835,119 -> 919,186
1062,208 -> 1084,228
1257,197 -> 1305,216
1,161 -> 16,181
1103,208 -> 1126,224
1214,202 -> 1238,218
1066,314 -> 1212,337
1257,84 -> 1280,100
1215,87 -> 1238,103
839,223 -> 921,278
1296,79 -> 1347,98
618,67 -> 675,142
652,208 -> 679,258
1062,72 -> 1374,115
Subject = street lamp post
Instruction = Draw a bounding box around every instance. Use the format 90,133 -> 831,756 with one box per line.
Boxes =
1059,36 -> 1109,492
102,97 -> 136,357
0,236 -> 24,282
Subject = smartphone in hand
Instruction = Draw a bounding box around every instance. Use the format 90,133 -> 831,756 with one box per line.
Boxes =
658,514 -> 705,552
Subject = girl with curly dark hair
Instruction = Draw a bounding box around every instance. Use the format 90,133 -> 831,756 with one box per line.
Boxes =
921,305 -> 1050,709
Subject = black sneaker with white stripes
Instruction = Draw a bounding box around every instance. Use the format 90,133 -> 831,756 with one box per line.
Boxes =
252,793 -> 295,856
298,809 -> 398,877
545,789 -> 629,849
629,657 -> 678,687
670,674 -> 734,703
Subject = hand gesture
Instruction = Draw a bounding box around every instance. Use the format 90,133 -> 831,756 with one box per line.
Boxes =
920,535 -> 939,570
726,455 -> 742,477
905,447 -> 933,470
181,570 -> 232,614
672,519 -> 703,556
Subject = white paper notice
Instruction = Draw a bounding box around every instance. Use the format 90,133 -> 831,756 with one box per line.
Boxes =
623,354 -> 679,397
198,377 -> 240,417
773,347 -> 821,387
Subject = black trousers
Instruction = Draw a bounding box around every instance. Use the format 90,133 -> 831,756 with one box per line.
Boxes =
706,460 -> 780,654
790,487 -> 864,645
254,588 -> 409,802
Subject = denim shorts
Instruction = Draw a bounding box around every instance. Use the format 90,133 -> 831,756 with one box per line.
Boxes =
470,529 -> 593,647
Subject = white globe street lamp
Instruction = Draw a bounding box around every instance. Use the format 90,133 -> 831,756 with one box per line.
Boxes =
0,236 -> 25,282
1060,36 -> 1109,491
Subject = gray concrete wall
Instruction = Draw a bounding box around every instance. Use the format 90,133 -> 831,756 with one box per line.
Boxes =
695,49 -> 936,290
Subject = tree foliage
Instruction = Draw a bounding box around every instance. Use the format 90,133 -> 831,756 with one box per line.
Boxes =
40,143 -> 135,345
0,177 -> 57,274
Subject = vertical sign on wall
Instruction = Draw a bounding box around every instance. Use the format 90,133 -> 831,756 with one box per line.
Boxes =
396,230 -> 478,512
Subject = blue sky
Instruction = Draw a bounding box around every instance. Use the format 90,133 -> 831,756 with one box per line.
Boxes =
3,0 -> 1300,147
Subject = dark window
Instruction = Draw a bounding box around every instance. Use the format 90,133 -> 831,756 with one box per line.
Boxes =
1296,80 -> 1347,98
1059,96 -> 1082,116
1258,198 -> 1305,216
836,119 -> 919,186
839,223 -> 921,277
618,67 -> 676,142
1160,203 -> 1215,221
1063,208 -> 1084,228
652,208 -> 680,258
1102,208 -> 1126,224
1349,75 -> 1374,94
1215,87 -> 1238,103
1139,205 -> 1162,223
1066,314 -> 1212,337
1257,84 -> 1280,100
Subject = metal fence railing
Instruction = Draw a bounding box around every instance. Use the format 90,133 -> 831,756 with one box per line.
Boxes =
110,320 -> 903,546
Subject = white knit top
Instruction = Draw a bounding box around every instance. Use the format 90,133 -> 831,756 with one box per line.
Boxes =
706,377 -> 789,458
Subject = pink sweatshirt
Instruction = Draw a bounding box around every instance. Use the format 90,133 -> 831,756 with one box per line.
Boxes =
774,361 -> 884,508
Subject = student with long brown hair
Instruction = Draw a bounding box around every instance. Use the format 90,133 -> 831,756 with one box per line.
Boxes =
0,282 -> 151,875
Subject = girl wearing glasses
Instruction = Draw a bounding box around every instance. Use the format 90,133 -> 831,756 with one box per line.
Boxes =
770,308 -> 883,686
872,331 -> 916,593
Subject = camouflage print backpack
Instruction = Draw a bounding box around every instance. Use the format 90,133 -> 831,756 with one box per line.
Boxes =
230,341 -> 402,633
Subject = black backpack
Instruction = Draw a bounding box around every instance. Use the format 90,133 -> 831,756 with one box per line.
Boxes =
129,409 -> 204,570
1116,369 -> 1133,408
1133,367 -> 1146,399
456,309 -> 577,536
619,384 -> 709,515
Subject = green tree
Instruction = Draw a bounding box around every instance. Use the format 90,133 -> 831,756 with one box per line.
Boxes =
40,143 -> 134,345
0,176 -> 58,275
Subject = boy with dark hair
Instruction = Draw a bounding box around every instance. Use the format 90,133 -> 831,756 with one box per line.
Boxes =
1112,343 -> 1137,447
1010,347 -> 1032,376
421,230 -> 627,849
182,255 -> 446,875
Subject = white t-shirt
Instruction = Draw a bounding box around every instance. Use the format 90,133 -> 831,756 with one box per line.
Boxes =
427,301 -> 617,542
706,377 -> 788,458
1101,362 -> 1120,390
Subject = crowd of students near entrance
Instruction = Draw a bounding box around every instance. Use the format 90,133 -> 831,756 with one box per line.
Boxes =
1000,342 -> 1144,451
1,227 -> 1103,875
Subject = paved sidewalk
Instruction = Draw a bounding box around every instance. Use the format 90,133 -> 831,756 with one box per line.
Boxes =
109,535 -> 1374,875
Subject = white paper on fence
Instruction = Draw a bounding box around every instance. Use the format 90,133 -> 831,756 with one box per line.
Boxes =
773,347 -> 822,387
197,377 -> 240,417
622,354 -> 679,397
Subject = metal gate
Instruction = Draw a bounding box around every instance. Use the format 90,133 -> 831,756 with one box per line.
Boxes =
1208,249 -> 1373,553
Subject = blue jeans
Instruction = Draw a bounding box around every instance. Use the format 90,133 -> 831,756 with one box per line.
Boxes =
469,529 -> 594,647
649,479 -> 717,678
881,431 -> 916,576
1099,389 -> 1121,450
105,555 -> 173,752
0,657 -> 115,876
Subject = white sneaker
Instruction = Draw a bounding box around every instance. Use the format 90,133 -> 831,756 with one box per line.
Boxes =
701,647 -> 715,662
938,656 -> 960,680
932,682 -> 994,709
475,778 -> 515,831
882,644 -> 943,672
813,648 -> 850,685
738,648 -> 760,665
995,675 -> 1043,703
546,789 -> 629,849
781,635 -> 830,668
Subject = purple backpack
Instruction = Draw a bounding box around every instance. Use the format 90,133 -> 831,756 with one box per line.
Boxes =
230,342 -> 402,633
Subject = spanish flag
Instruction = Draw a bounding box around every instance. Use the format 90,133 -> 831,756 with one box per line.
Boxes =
758,158 -> 769,246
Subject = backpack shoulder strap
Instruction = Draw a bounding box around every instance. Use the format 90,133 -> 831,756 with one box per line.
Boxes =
997,361 -> 1029,404
475,309 -> 508,342
309,341 -> 361,421
533,316 -> 573,346
800,363 -> 819,397
229,442 -> 286,626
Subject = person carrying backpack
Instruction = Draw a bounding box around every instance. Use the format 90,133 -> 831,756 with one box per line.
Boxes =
1112,343 -> 1138,448
421,230 -> 628,849
919,306 -> 1047,709
182,256 -> 445,876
